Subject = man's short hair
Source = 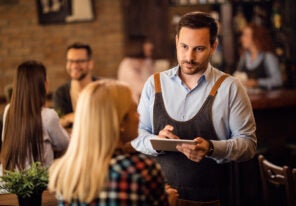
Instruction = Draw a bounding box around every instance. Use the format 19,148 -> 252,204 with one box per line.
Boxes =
66,42 -> 92,59
176,11 -> 218,46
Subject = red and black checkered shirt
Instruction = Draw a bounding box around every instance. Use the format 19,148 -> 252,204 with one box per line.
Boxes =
59,149 -> 169,206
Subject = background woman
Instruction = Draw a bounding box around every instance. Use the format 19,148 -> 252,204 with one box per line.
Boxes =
1,60 -> 69,171
49,79 -> 176,205
117,35 -> 155,103
235,23 -> 282,90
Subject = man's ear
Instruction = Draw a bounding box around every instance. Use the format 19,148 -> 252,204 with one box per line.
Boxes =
175,35 -> 179,48
210,40 -> 218,56
89,59 -> 94,71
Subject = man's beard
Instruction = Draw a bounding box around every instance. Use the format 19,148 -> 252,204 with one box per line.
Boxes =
77,71 -> 88,81
180,60 -> 206,74
179,53 -> 211,75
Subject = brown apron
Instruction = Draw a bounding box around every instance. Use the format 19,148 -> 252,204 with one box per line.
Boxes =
153,72 -> 231,206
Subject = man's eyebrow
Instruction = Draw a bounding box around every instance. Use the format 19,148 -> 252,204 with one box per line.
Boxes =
179,43 -> 206,49
193,46 -> 206,49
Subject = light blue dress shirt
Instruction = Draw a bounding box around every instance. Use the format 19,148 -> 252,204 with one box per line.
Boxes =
237,52 -> 283,89
131,64 -> 257,163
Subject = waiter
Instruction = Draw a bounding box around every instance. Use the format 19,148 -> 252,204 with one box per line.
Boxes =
131,11 -> 257,206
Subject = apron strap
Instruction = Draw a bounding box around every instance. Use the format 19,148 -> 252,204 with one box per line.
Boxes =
209,74 -> 229,97
154,72 -> 161,93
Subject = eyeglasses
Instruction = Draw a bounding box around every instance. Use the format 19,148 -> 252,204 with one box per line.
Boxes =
66,59 -> 90,64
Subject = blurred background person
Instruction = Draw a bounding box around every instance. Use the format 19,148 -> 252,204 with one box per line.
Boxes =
0,84 -> 13,150
49,80 -> 177,205
118,35 -> 155,104
1,60 -> 69,172
53,42 -> 98,128
234,23 -> 282,90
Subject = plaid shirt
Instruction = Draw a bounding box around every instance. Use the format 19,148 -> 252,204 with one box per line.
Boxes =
59,149 -> 169,206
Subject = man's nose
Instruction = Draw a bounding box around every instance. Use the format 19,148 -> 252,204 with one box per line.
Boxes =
185,49 -> 195,61
69,62 -> 81,68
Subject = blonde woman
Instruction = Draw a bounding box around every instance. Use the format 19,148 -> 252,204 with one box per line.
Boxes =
49,80 -> 174,205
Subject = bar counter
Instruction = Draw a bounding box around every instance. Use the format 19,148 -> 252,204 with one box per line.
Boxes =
248,89 -> 296,148
248,89 -> 296,110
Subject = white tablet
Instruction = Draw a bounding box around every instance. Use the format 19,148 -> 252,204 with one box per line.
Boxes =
150,137 -> 196,152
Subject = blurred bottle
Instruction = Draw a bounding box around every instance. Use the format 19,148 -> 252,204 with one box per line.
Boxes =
271,1 -> 285,61
271,1 -> 282,30
233,6 -> 247,34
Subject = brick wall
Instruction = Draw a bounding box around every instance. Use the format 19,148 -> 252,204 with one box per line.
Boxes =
0,0 -> 124,97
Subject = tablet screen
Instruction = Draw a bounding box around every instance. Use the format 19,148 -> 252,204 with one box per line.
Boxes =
150,137 -> 196,152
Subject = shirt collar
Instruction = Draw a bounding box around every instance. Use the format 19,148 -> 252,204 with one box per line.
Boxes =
246,51 -> 264,60
203,64 -> 213,82
169,65 -> 179,78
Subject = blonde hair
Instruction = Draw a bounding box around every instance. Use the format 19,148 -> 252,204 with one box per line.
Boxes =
48,79 -> 133,203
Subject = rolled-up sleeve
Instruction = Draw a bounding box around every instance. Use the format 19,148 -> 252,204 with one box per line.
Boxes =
131,76 -> 159,156
212,79 -> 257,163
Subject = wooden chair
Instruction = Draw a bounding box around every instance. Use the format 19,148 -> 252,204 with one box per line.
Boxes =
258,154 -> 295,206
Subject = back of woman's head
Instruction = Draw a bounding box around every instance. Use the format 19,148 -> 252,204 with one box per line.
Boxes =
2,60 -> 46,170
72,79 -> 132,157
247,23 -> 274,52
125,35 -> 148,58
12,60 -> 47,110
49,79 -> 133,203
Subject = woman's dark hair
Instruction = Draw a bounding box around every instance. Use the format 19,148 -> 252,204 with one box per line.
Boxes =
176,11 -> 218,46
1,60 -> 47,170
124,35 -> 148,58
246,23 -> 274,52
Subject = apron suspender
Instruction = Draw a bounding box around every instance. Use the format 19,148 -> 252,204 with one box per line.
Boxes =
154,72 -> 161,93
209,74 -> 229,96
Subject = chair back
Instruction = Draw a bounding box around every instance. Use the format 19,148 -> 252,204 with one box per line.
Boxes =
258,154 -> 295,206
